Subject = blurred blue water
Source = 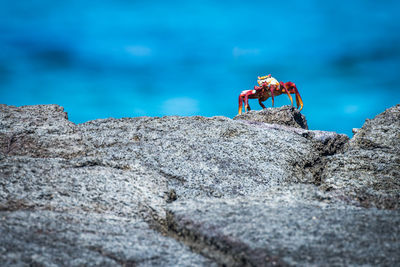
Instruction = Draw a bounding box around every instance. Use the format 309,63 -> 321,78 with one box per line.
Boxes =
1,1 -> 399,135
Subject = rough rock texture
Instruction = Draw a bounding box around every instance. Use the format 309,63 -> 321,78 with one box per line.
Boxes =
1,103 -> 399,266
234,105 -> 308,129
321,104 -> 400,209
1,211 -> 215,267
168,189 -> 400,266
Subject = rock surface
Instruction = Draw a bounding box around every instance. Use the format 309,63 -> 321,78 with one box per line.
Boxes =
233,105 -> 308,129
0,103 -> 399,266
321,104 -> 400,209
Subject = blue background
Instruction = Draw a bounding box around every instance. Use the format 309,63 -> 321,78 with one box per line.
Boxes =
1,1 -> 399,135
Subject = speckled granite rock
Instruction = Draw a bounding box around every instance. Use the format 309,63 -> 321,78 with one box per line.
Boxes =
167,186 -> 400,266
0,103 -> 399,266
0,210 -> 216,267
321,104 -> 400,209
233,105 -> 308,129
0,104 -> 84,158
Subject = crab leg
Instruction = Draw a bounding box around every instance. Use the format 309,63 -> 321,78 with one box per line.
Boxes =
238,90 -> 252,114
244,94 -> 248,112
258,98 -> 266,109
238,89 -> 258,114
238,95 -> 244,114
244,92 -> 252,112
280,83 -> 293,106
269,86 -> 275,107
292,86 -> 303,111
296,91 -> 304,111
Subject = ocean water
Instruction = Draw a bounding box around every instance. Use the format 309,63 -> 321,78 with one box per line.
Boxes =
1,1 -> 399,135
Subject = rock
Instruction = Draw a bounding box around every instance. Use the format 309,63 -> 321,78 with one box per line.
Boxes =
0,104 -> 84,158
233,105 -> 308,129
167,187 -> 400,266
0,211 -> 215,267
321,104 -> 400,209
0,103 -> 399,266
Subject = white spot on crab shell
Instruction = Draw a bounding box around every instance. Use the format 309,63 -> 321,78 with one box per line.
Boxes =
161,97 -> 199,116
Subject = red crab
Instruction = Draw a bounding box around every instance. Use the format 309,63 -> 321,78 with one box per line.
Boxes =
238,74 -> 303,114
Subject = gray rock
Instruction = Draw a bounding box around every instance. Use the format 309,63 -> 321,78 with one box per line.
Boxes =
321,104 -> 400,209
1,103 -> 399,266
233,105 -> 308,129
0,104 -> 84,159
167,187 -> 400,266
0,210 -> 215,267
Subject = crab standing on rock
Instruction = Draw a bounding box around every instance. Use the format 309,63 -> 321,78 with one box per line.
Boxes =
238,74 -> 303,114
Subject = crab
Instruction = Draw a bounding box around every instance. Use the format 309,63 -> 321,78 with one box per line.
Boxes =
238,74 -> 303,114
